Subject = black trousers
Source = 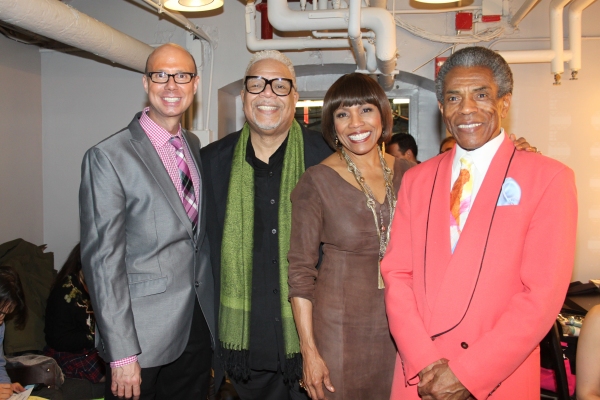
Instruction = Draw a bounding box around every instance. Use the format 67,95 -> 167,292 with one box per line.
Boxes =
231,368 -> 307,400
105,300 -> 212,400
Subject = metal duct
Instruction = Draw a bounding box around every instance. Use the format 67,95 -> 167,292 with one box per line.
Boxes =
0,0 -> 153,72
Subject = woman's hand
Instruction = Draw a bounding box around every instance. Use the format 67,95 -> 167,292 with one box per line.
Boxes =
302,348 -> 335,400
509,133 -> 539,153
290,297 -> 335,400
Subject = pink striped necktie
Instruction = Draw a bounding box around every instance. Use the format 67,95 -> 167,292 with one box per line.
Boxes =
170,136 -> 198,234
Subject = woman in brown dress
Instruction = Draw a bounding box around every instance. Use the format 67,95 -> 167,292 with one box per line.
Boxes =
288,73 -> 413,400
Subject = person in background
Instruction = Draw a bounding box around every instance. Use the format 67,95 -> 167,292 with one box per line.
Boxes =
576,304 -> 600,399
45,243 -> 105,384
382,46 -> 577,400
0,266 -> 26,400
386,132 -> 419,163
439,136 -> 456,154
441,135 -> 527,155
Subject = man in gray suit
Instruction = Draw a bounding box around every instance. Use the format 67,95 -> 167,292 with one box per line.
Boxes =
79,43 -> 214,400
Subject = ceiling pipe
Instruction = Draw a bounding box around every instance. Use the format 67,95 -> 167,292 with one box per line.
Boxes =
266,0 -> 398,89
348,0 -> 367,71
245,2 -> 352,50
362,39 -> 378,72
312,30 -> 375,38
255,2 -> 274,39
498,49 -> 572,63
370,0 -> 387,7
0,0 -> 152,71
568,0 -> 597,78
511,0 -> 542,27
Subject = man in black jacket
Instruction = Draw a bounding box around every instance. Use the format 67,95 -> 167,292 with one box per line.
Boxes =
201,50 -> 332,400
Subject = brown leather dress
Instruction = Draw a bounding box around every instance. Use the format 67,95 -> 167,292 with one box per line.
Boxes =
288,159 -> 412,400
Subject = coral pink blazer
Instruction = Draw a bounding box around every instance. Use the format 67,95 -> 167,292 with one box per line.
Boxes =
382,136 -> 577,399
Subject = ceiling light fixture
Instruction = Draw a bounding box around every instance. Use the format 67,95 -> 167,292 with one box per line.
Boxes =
163,0 -> 224,11
414,0 -> 458,4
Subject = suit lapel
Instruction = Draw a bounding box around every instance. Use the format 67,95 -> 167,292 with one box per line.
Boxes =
423,151 -> 453,319
428,137 -> 516,337
128,116 -> 194,239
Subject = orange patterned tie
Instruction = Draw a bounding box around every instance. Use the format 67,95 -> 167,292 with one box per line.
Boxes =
450,156 -> 473,251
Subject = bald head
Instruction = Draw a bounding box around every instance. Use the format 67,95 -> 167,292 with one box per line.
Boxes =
145,43 -> 197,75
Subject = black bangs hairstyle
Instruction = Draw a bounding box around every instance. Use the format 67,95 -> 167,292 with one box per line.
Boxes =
0,266 -> 27,329
321,73 -> 393,149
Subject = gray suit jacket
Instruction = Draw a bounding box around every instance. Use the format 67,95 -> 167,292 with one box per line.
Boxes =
79,112 -> 215,368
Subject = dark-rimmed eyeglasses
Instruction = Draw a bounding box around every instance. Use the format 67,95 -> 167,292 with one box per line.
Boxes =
147,72 -> 197,84
244,76 -> 294,96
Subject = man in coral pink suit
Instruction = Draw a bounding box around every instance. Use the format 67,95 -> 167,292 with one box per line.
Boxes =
382,46 -> 578,400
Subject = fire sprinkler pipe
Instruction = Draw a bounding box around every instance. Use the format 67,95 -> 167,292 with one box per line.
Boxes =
0,0 -> 152,71
550,0 -> 572,75
568,0 -> 598,75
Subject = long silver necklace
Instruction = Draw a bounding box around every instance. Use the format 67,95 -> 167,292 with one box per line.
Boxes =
341,146 -> 396,289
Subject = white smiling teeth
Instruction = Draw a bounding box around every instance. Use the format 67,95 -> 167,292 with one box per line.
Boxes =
164,97 -> 180,103
258,105 -> 277,111
349,131 -> 371,141
458,123 -> 481,129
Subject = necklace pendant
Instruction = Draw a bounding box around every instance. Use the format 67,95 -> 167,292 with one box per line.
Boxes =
381,225 -> 386,232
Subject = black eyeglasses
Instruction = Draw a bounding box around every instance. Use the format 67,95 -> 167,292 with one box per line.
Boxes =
147,72 -> 197,84
244,76 -> 294,96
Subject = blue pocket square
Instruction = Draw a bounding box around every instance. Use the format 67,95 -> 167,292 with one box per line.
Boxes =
497,177 -> 521,206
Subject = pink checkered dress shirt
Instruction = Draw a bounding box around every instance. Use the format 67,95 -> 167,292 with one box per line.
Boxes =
139,107 -> 201,204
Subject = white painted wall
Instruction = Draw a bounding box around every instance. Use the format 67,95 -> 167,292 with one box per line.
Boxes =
25,0 -> 600,280
0,35 -> 43,246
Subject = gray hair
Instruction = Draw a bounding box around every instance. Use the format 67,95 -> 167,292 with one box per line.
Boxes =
435,46 -> 513,104
243,50 -> 296,88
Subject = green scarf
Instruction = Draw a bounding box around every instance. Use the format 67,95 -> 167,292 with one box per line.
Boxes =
220,120 -> 304,379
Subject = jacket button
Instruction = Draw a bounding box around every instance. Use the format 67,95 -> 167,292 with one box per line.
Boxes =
461,342 -> 468,349
195,281 -> 199,287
